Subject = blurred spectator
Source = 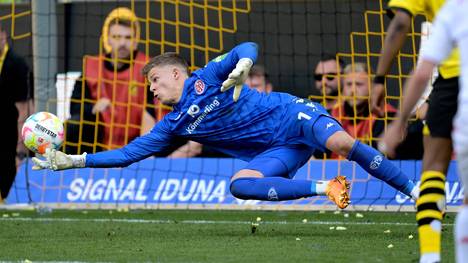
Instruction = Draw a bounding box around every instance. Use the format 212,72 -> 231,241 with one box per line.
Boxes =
65,7 -> 167,153
0,22 -> 33,201
328,62 -> 423,159
314,55 -> 345,112
246,64 -> 273,93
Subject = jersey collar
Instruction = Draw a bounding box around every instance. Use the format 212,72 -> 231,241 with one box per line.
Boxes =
172,75 -> 195,112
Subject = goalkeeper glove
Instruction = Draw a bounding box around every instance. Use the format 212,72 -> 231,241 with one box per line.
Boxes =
220,58 -> 253,102
32,148 -> 87,171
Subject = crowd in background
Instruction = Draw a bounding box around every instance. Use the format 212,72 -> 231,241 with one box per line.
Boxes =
20,7 -> 428,160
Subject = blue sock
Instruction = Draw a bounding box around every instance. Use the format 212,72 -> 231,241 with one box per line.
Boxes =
230,177 -> 318,201
347,140 -> 414,197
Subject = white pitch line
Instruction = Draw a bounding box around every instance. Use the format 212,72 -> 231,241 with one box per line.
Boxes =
0,217 -> 454,226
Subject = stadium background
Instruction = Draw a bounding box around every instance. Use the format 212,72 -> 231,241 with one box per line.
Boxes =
0,2 -> 461,262
1,0 -> 461,211
2,0 -> 424,99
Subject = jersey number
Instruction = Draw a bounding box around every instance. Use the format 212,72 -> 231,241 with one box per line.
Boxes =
297,112 -> 312,120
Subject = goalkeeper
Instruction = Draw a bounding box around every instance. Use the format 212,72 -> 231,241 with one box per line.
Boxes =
33,42 -> 418,209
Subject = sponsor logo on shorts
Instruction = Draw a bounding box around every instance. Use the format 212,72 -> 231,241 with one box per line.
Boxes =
370,155 -> 383,170
268,187 -> 279,201
326,122 -> 334,130
195,79 -> 205,95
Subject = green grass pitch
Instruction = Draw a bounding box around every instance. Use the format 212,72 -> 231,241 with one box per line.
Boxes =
0,209 -> 456,262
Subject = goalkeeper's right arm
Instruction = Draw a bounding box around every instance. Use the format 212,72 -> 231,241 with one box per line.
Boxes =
32,149 -> 86,170
33,125 -> 174,171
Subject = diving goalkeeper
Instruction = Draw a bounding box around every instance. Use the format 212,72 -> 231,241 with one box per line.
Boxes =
33,42 -> 418,209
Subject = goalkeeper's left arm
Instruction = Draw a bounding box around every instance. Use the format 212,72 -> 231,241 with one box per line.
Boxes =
203,42 -> 258,102
33,125 -> 174,171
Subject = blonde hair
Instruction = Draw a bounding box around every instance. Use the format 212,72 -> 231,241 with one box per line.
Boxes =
343,62 -> 369,75
142,52 -> 189,77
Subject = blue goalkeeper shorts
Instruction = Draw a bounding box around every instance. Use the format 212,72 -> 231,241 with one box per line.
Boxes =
245,113 -> 343,179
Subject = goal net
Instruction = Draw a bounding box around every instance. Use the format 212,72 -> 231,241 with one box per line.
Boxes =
4,0 -> 463,211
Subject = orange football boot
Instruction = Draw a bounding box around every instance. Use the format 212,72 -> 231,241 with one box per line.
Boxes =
325,175 -> 350,209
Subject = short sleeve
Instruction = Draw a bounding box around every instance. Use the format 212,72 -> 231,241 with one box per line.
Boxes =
388,0 -> 425,17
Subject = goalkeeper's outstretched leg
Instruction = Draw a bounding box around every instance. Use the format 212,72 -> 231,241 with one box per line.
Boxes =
309,115 -> 418,201
230,169 -> 350,209
326,130 -> 418,200
229,145 -> 350,209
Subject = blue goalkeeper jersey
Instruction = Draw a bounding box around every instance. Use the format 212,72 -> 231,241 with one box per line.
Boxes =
86,42 -> 330,167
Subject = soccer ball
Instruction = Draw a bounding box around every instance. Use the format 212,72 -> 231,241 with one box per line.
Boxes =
21,111 -> 64,154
